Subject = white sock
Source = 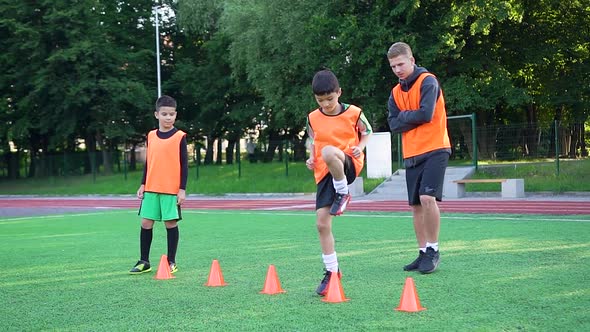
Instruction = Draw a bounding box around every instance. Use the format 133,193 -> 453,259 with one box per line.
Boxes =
332,178 -> 349,195
419,247 -> 426,253
426,242 -> 439,252
322,252 -> 339,272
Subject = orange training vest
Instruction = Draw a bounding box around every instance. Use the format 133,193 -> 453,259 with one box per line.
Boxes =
392,73 -> 451,158
144,129 -> 186,194
308,105 -> 364,184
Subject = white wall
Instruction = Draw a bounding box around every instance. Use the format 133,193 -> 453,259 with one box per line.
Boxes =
366,132 -> 392,179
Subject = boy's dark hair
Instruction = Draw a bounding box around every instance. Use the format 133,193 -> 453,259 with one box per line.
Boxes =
312,69 -> 340,95
155,95 -> 177,111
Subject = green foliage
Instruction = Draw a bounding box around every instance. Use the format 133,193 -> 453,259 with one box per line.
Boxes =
177,0 -> 224,34
0,0 -> 154,173
1,0 -> 589,175
221,0 -> 322,131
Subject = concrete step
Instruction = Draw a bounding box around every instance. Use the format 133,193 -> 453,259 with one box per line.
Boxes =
365,166 -> 475,200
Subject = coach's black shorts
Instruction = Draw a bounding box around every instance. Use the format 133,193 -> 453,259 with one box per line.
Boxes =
315,155 -> 356,210
405,149 -> 450,205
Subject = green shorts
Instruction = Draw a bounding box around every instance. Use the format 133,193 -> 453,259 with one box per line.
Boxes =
138,192 -> 182,222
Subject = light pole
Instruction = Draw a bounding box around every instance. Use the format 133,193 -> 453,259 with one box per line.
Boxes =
153,5 -> 162,97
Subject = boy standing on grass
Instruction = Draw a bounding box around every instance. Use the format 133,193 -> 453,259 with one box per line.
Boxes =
306,69 -> 372,295
386,42 -> 451,274
129,95 -> 188,275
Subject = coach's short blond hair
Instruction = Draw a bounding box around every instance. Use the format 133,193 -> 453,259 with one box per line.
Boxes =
387,42 -> 413,59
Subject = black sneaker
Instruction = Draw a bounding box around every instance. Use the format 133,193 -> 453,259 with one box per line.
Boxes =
418,247 -> 440,274
129,260 -> 152,274
403,251 -> 425,271
316,269 -> 342,296
169,262 -> 178,274
329,193 -> 351,216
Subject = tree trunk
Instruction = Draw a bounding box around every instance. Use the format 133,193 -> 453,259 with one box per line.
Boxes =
235,139 -> 241,164
475,110 -> 498,160
293,136 -> 307,161
96,132 -> 113,174
457,121 -> 473,160
568,124 -> 579,158
479,108 -> 500,160
29,132 -> 49,177
3,140 -> 20,179
549,106 -> 563,158
226,138 -> 236,165
216,138 -> 223,165
581,122 -> 588,157
263,130 -> 281,162
524,104 -> 539,156
480,126 -> 498,160
205,136 -> 214,165
277,140 -> 284,162
195,144 -> 202,165
7,151 -> 20,179
86,133 -> 97,175
129,143 -> 137,171
28,134 -> 37,177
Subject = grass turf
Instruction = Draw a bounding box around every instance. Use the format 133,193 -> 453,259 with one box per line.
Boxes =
0,210 -> 589,331
468,159 -> 590,192
0,162 -> 338,196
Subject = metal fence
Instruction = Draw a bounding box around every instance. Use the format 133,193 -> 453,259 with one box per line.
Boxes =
1,120 -> 587,181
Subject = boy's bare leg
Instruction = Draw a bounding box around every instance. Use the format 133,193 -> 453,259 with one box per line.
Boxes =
141,218 -> 155,230
321,145 -> 351,215
315,206 -> 340,295
321,146 -> 346,181
316,207 -> 335,254
165,220 -> 178,229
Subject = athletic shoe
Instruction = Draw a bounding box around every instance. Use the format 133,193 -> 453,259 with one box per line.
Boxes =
418,247 -> 440,274
316,269 -> 342,296
129,260 -> 152,274
169,262 -> 178,274
329,193 -> 351,216
403,251 -> 425,271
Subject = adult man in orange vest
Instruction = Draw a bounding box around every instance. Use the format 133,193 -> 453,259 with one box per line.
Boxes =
387,42 -> 451,274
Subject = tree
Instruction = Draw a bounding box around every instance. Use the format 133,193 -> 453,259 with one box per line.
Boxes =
0,0 -> 155,177
175,0 -> 262,165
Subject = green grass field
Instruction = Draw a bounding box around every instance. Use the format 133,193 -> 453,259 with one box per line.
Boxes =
0,162 -> 384,196
1,210 -> 589,331
469,159 -> 590,192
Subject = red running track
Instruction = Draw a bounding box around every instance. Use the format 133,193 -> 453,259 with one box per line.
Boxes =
0,197 -> 589,215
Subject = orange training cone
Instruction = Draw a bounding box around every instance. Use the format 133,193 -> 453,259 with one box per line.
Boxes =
395,277 -> 426,312
154,254 -> 175,280
204,259 -> 227,287
321,271 -> 349,303
260,265 -> 286,295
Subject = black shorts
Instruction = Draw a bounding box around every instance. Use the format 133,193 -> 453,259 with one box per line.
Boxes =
405,149 -> 450,205
315,155 -> 356,210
